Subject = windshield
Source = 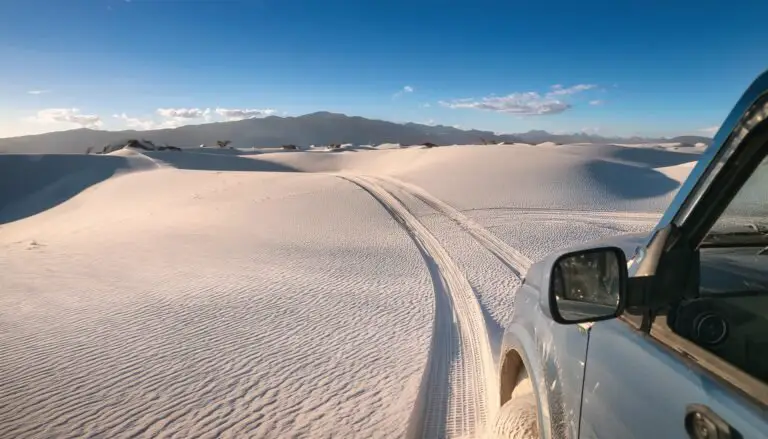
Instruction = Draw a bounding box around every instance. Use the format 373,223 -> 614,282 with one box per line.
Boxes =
708,155 -> 768,235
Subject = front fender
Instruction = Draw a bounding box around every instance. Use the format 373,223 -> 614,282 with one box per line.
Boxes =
501,283 -> 581,439
501,322 -> 556,439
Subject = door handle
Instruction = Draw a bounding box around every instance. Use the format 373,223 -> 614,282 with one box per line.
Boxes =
685,404 -> 741,439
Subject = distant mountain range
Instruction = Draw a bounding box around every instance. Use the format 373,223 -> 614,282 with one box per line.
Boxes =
0,111 -> 712,154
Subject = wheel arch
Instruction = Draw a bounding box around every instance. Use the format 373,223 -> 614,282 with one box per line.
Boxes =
500,348 -> 525,405
500,325 -> 555,439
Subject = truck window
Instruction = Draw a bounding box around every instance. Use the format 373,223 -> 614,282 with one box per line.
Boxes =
668,155 -> 768,384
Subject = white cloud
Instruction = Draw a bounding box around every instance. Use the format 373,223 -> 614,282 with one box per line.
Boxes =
113,106 -> 278,130
114,113 -> 187,130
149,107 -> 212,128
440,83 -> 598,116
156,108 -> 208,119
547,84 -> 596,96
33,108 -> 102,128
421,102 -> 431,108
28,90 -> 51,95
441,93 -> 570,115
589,100 -> 604,106
215,107 -> 276,121
115,108 -> 209,131
699,126 -> 720,136
69,105 -> 282,131
113,113 -> 157,130
393,85 -> 415,98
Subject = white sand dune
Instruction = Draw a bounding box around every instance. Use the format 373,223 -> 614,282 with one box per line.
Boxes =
0,142 -> 699,438
0,151 -> 158,224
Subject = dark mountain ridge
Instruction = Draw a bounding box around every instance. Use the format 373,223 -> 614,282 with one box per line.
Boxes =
0,111 -> 713,154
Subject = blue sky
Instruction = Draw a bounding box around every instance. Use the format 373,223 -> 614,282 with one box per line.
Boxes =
1,0 -> 767,138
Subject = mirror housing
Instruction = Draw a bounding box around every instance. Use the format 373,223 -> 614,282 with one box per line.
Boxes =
548,246 -> 628,324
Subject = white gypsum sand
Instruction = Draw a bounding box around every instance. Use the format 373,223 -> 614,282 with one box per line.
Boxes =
0,142 -> 698,438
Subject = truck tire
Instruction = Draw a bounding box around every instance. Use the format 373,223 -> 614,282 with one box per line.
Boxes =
491,370 -> 538,439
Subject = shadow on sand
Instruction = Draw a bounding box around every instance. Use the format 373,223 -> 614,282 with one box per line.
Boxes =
0,151 -> 300,224
585,159 -> 683,200
143,151 -> 299,172
607,145 -> 700,168
0,154 -> 142,224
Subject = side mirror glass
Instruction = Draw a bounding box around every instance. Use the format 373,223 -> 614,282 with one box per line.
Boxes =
549,247 -> 627,324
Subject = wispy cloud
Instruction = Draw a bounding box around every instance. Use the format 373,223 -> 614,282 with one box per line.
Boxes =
421,102 -> 431,108
33,108 -> 102,128
112,106 -> 277,130
156,108 -> 208,119
152,107 -> 212,128
548,84 -> 596,96
393,85 -> 415,98
440,83 -> 598,116
441,93 -> 570,115
699,126 -> 720,136
114,113 -> 150,130
112,107 -> 213,131
215,107 -> 276,121
589,100 -> 604,106
580,126 -> 601,134
28,90 -> 51,95
112,113 -> 172,131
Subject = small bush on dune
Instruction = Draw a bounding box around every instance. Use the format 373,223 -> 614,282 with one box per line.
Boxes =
92,139 -> 184,154
125,139 -> 154,151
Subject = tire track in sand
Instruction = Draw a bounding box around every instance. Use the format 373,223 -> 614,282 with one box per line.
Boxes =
372,176 -> 533,277
337,175 -> 497,439
458,206 -> 660,229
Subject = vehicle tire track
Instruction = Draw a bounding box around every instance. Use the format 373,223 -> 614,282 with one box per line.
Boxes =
337,174 -> 498,439
459,206 -> 660,224
372,176 -> 534,277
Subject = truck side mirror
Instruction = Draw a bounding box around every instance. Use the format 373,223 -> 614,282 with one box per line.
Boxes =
549,247 -> 628,324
